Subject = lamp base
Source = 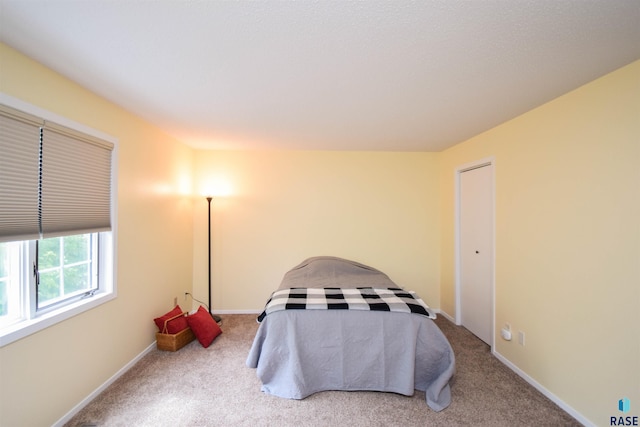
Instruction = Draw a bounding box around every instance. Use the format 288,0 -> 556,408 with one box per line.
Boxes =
212,313 -> 222,325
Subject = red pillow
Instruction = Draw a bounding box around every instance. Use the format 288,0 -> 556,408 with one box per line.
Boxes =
187,306 -> 222,348
153,305 -> 189,334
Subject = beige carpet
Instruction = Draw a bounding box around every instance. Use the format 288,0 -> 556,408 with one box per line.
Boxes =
65,314 -> 581,427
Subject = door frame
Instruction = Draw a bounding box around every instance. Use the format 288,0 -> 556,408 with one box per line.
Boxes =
454,156 -> 496,349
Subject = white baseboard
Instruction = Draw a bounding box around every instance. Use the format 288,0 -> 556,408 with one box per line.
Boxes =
435,311 -> 591,426
492,350 -> 594,427
435,309 -> 456,323
215,309 -> 262,315
52,341 -> 156,427
52,312 -> 591,427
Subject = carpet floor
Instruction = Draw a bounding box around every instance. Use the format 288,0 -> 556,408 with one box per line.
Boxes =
64,314 -> 582,426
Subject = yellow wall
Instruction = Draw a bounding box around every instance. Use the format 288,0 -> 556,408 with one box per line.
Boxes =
1,39 -> 638,427
439,60 -> 640,425
0,43 -> 195,426
192,150 -> 441,311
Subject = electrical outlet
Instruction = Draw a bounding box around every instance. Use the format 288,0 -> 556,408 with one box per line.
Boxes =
518,331 -> 525,346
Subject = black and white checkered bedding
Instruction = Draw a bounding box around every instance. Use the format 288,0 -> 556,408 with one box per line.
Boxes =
257,287 -> 436,322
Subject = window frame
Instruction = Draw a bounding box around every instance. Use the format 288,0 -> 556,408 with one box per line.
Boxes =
34,233 -> 100,313
0,93 -> 118,348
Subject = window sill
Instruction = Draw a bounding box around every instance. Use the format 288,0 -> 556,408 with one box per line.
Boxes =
0,291 -> 116,348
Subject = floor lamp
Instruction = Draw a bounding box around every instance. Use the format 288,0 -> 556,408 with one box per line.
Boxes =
207,197 -> 222,324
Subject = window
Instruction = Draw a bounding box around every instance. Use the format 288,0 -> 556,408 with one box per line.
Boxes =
0,95 -> 117,347
0,241 -> 21,325
37,234 -> 99,310
0,233 -> 106,325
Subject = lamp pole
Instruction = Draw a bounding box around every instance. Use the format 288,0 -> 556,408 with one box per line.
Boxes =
206,197 -> 221,323
207,197 -> 212,317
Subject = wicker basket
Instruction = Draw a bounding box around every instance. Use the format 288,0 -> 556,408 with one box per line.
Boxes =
156,312 -> 195,351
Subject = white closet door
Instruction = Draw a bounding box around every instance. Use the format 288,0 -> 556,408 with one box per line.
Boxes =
460,165 -> 493,344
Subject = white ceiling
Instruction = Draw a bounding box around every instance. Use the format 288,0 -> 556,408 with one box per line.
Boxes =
1,1 -> 639,152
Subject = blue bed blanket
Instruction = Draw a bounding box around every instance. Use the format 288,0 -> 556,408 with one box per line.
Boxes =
246,309 -> 455,411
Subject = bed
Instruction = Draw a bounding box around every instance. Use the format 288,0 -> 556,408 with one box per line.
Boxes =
246,256 -> 455,411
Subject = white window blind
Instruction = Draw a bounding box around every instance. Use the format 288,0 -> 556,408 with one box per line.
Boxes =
0,105 -> 43,242
41,122 -> 113,238
0,104 -> 114,242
